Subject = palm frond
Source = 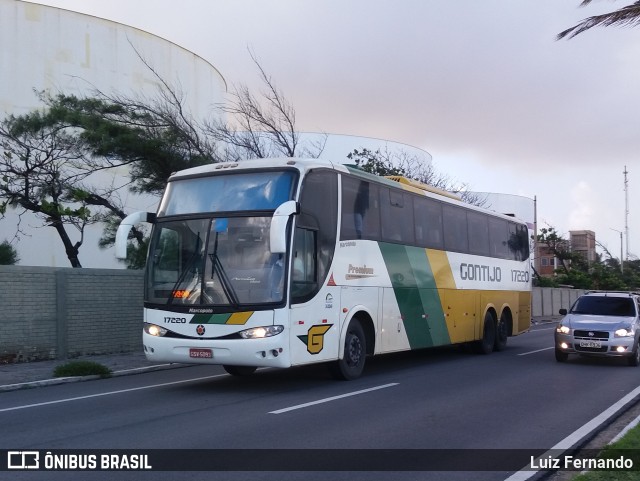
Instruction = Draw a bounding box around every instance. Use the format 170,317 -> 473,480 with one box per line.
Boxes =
558,1 -> 640,39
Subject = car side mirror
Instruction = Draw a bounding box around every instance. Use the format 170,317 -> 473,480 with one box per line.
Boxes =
559,308 -> 567,316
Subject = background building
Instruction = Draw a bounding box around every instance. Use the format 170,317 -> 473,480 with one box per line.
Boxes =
570,230 -> 597,265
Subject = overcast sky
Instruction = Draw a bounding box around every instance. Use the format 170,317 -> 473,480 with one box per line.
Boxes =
29,0 -> 640,259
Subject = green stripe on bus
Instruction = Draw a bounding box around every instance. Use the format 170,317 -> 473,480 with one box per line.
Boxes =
379,243 -> 450,349
190,313 -> 232,325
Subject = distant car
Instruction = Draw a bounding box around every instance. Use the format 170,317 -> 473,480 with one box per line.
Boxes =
554,291 -> 640,366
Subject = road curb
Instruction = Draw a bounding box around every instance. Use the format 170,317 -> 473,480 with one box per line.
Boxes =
0,363 -> 186,393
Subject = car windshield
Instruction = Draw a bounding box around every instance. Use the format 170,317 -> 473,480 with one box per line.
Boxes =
145,216 -> 285,307
571,296 -> 636,317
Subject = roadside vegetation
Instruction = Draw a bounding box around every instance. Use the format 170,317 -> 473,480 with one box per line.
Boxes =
53,360 -> 112,378
571,422 -> 640,480
0,240 -> 18,265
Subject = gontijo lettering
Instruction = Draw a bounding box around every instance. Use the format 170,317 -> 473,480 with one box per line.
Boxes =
460,263 -> 502,282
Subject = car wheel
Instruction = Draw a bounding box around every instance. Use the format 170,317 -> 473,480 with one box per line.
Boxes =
223,365 -> 257,376
330,319 -> 366,380
555,348 -> 569,363
627,344 -> 640,367
474,312 -> 496,355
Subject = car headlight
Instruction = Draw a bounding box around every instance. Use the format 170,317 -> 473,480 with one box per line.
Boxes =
615,328 -> 634,337
239,325 -> 284,339
556,325 -> 571,335
144,323 -> 168,337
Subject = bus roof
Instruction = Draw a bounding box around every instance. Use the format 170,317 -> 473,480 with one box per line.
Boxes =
167,158 -> 527,226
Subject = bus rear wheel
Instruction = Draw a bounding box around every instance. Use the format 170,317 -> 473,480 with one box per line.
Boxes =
330,319 -> 366,380
474,312 -> 496,355
494,312 -> 510,352
223,365 -> 257,376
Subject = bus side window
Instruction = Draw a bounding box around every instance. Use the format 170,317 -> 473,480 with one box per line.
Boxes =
467,211 -> 490,256
340,177 -> 380,241
414,196 -> 443,249
442,205 -> 468,253
507,222 -> 530,261
488,217 -> 509,259
380,187 -> 415,244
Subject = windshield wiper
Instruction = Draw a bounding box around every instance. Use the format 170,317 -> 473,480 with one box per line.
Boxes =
209,231 -> 240,308
168,233 -> 201,305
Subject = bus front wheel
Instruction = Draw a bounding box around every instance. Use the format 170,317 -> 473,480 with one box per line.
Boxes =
223,365 -> 257,376
330,319 -> 366,380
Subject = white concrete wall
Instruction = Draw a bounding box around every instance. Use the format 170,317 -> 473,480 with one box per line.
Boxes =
532,287 -> 585,318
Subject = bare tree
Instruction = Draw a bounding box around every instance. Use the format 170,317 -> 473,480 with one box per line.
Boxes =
206,50 -> 326,160
558,1 -> 640,39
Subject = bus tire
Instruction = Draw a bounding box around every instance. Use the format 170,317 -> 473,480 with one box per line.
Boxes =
330,319 -> 366,380
223,365 -> 257,376
475,312 -> 496,355
494,312 -> 510,352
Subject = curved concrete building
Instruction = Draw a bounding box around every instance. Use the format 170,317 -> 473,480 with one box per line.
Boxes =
1,0 -> 226,117
0,0 -> 227,268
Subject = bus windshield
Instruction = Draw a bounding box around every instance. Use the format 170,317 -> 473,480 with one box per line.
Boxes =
146,216 -> 285,307
158,170 -> 296,217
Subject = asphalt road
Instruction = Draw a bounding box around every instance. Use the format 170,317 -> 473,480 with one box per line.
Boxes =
2,322 -> 640,481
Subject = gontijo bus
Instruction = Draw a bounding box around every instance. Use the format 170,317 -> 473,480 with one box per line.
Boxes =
116,158 -> 531,380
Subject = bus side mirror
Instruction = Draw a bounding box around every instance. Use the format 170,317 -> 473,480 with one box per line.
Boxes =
270,200 -> 299,254
115,211 -> 155,259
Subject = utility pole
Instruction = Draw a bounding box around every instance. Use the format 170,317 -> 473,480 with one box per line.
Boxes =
624,166 -> 629,261
611,228 -> 623,274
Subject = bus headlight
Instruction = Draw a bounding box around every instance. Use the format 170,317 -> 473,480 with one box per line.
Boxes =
144,323 -> 168,337
239,325 -> 284,339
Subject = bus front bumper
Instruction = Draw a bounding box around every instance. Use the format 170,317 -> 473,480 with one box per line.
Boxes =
142,331 -> 291,368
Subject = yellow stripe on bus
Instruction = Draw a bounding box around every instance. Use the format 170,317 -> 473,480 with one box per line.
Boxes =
425,249 -> 467,343
425,249 -> 455,289
226,312 -> 253,325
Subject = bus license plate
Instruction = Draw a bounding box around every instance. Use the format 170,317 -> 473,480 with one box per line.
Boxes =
579,340 -> 601,348
189,348 -> 213,359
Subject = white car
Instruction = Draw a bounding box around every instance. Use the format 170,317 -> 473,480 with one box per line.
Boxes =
555,291 -> 640,366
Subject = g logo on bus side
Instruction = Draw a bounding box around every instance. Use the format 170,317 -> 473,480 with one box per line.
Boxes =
298,324 -> 333,354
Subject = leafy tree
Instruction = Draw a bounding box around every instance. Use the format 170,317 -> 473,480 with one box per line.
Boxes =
559,1 -> 640,39
0,109 -> 97,267
346,147 -> 486,206
536,226 -> 576,275
0,240 -> 19,265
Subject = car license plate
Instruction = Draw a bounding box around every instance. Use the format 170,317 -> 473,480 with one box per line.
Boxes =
579,340 -> 601,348
189,348 -> 213,359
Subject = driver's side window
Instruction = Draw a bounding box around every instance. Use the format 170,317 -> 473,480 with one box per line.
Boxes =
291,227 -> 317,300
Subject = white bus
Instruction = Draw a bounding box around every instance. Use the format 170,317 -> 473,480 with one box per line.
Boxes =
116,158 -> 531,380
